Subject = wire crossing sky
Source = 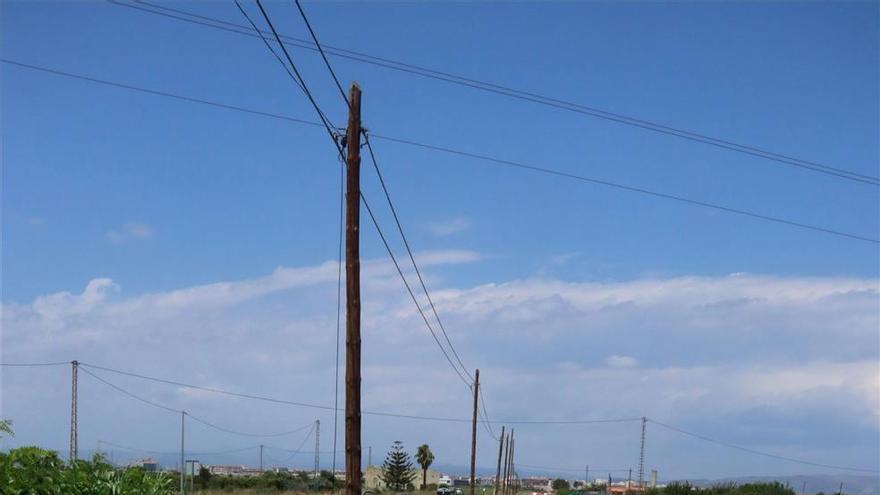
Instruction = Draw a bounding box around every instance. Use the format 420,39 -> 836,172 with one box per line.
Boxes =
2,0 -> 877,481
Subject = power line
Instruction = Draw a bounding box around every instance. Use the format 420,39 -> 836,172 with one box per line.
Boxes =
518,464 -> 631,474
364,134 -> 475,384
648,418 -> 880,474
187,415 -> 315,438
290,0 -> 478,396
234,0 -> 347,472
251,0 -> 343,152
233,0 -> 306,95
331,77 -> 345,482
369,134 -> 879,244
3,58 -> 874,244
83,366 -> 318,438
76,361 -> 637,425
108,0 -> 879,186
291,0 -> 348,108
80,366 -> 181,414
265,423 -> 315,464
359,193 -> 474,389
478,386 -> 498,440
98,439 -> 259,456
0,361 -> 71,367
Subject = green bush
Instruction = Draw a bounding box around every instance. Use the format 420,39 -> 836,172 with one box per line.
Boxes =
0,446 -> 173,494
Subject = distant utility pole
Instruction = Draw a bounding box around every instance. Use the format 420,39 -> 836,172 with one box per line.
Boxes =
69,360 -> 78,463
586,465 -> 589,486
368,446 -> 372,467
838,482 -> 844,495
315,419 -> 321,475
260,444 -> 264,472
627,469 -> 632,495
344,82 -> 363,495
494,426 -> 506,495
470,369 -> 480,495
180,411 -> 186,495
506,432 -> 515,495
638,417 -> 646,490
501,431 -> 511,495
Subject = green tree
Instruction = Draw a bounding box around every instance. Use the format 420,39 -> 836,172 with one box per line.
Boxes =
416,444 -> 435,490
737,482 -> 795,495
0,420 -> 13,439
198,465 -> 212,487
553,479 -> 571,490
663,482 -> 696,495
381,440 -> 416,492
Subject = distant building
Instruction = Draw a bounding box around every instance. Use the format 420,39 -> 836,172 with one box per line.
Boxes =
607,482 -> 645,494
521,477 -> 552,491
364,465 -> 440,490
129,458 -> 157,472
208,465 -> 263,477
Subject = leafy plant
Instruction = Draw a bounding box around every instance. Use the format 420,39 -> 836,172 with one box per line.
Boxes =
381,440 -> 416,492
416,444 -> 434,490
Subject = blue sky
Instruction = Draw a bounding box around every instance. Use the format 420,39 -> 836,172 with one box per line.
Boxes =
2,0 -> 878,482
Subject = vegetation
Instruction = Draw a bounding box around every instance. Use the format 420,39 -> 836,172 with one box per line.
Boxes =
193,469 -> 342,492
0,420 -> 13,439
381,440 -> 416,492
0,446 -> 173,494
553,478 -> 571,490
415,444 -> 434,490
647,481 -> 796,495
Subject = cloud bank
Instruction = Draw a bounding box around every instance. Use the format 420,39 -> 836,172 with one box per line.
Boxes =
2,253 -> 877,478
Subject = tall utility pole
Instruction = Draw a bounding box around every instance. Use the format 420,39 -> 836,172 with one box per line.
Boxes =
638,417 -> 646,490
494,426 -> 506,495
509,435 -> 516,495
501,431 -> 511,495
69,360 -> 78,463
470,369 -> 480,495
506,432 -> 515,495
180,411 -> 186,495
315,419 -> 321,475
260,444 -> 264,472
344,82 -> 363,495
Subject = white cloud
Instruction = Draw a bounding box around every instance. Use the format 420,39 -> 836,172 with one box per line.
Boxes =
606,355 -> 638,368
426,217 -> 471,236
2,262 -> 878,476
105,222 -> 155,243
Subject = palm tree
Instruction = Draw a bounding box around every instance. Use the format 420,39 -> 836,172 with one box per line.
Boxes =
416,444 -> 434,490
0,420 -> 13,439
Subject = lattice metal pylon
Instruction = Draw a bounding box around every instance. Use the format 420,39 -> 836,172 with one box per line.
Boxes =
69,361 -> 79,463
638,417 -> 647,490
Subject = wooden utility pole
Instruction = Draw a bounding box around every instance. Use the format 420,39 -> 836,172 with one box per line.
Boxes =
470,369 -> 480,495
508,435 -> 515,495
180,411 -> 186,495
493,426 -> 506,495
505,431 -> 515,495
344,83 -> 363,495
501,431 -> 511,495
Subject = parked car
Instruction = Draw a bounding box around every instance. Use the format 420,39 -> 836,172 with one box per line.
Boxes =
438,488 -> 454,495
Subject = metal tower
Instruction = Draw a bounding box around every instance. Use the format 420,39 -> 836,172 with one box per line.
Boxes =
314,419 -> 320,475
638,417 -> 647,490
69,360 -> 78,463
